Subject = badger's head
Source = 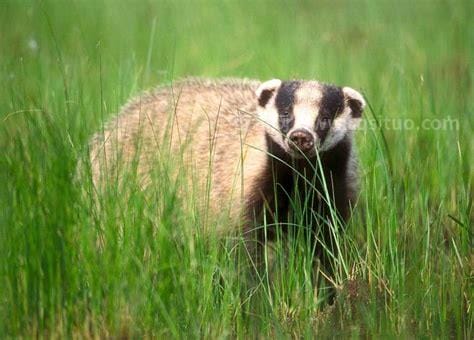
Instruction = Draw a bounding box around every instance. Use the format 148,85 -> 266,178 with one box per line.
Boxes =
255,79 -> 365,158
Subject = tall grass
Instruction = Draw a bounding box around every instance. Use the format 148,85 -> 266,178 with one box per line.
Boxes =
1,0 -> 472,337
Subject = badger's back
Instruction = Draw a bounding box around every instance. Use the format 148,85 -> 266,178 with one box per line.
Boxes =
89,78 -> 269,229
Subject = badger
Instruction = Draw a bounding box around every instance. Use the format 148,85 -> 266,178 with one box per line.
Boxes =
88,77 -> 365,268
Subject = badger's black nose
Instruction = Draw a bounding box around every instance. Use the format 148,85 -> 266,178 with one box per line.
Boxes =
288,129 -> 315,153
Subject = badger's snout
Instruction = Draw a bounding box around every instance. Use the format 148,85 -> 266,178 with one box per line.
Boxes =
288,129 -> 315,153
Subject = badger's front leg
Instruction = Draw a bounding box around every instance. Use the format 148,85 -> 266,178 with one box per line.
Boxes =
310,167 -> 354,301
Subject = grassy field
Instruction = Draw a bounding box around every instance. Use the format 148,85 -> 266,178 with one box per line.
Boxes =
1,0 -> 472,337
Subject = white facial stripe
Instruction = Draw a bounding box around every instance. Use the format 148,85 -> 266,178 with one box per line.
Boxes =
258,104 -> 287,150
291,106 -> 317,132
288,84 -> 323,138
259,106 -> 279,131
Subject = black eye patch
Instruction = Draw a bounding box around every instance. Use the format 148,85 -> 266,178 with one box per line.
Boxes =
275,81 -> 300,135
315,85 -> 344,142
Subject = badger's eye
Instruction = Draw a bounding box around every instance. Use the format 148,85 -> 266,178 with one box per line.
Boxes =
281,110 -> 290,117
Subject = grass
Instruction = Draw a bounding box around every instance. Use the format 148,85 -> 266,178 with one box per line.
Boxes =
1,0 -> 472,337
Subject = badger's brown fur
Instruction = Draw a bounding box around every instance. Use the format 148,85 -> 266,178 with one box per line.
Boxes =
88,77 -> 365,245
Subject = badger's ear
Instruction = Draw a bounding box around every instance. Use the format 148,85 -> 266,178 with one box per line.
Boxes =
256,79 -> 282,107
343,87 -> 366,118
